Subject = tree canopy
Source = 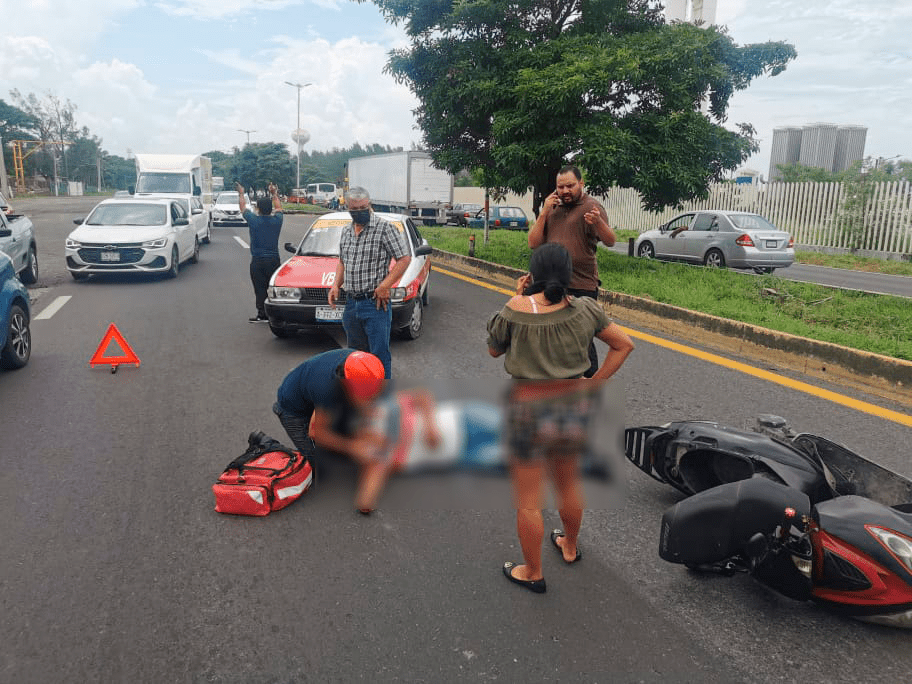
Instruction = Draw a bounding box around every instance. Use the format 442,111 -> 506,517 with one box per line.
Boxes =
366,0 -> 796,213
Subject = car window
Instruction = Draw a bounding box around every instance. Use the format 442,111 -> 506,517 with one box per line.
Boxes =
692,214 -> 715,231
318,184 -> 336,194
216,193 -> 239,205
666,214 -> 694,230
192,198 -> 202,211
729,214 -> 777,231
405,218 -> 423,251
171,202 -> 188,223
298,220 -> 347,256
87,203 -> 168,226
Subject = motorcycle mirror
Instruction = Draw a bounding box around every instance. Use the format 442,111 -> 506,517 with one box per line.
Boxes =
746,532 -> 769,564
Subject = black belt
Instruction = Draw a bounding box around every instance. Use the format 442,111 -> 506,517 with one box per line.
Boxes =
348,291 -> 375,301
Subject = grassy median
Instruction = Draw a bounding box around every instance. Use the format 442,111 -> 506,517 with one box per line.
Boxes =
421,226 -> 912,362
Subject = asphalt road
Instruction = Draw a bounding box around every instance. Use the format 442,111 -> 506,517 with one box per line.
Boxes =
2,197 -> 912,682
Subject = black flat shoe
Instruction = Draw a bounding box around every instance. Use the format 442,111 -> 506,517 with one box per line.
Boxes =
503,562 -> 546,593
550,529 -> 582,564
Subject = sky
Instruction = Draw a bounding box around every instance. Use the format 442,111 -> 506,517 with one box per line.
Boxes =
1,0 -> 910,181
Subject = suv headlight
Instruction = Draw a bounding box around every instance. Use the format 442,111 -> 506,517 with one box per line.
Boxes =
65,238 -> 81,249
142,238 -> 169,248
268,286 -> 301,301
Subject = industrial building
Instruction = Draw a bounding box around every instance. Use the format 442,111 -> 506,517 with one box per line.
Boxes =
769,123 -> 867,180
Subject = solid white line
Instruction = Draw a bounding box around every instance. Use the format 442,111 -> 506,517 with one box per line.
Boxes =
234,236 -> 249,249
34,295 -> 72,320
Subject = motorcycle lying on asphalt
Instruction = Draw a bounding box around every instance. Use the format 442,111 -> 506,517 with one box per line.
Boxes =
624,415 -> 912,628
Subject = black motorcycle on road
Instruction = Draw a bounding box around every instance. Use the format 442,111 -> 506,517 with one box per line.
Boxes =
625,415 -> 912,628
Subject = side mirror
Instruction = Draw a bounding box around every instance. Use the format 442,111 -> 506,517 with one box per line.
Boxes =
128,185 -> 135,194
193,187 -> 202,196
415,244 -> 433,257
284,242 -> 296,253
73,218 -> 84,225
174,218 -> 189,226
192,207 -> 203,215
0,228 -> 11,238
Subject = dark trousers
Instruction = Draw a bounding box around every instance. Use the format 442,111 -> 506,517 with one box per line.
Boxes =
250,256 -> 280,316
568,287 -> 600,378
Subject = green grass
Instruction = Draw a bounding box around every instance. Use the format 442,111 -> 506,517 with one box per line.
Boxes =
421,227 -> 912,361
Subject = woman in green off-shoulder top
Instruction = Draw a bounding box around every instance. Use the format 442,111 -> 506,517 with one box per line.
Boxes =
486,243 -> 634,594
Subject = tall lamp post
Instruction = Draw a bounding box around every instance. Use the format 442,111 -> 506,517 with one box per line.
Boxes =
237,129 -> 256,144
284,81 -> 312,189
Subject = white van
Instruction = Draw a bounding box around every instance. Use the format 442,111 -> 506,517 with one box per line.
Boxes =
304,182 -> 340,206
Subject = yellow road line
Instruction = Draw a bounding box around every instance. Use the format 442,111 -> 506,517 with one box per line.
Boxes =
432,265 -> 912,427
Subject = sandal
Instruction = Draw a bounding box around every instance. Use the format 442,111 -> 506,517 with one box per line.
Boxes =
503,562 -> 546,593
550,529 -> 582,564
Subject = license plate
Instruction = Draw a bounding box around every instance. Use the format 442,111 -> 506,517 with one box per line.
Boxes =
315,307 -> 343,322
510,221 -> 518,227
765,240 -> 777,248
101,250 -> 120,262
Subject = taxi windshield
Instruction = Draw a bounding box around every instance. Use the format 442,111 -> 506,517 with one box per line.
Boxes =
296,221 -> 345,256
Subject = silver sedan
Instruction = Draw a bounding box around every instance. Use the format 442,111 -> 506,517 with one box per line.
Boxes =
634,210 -> 794,274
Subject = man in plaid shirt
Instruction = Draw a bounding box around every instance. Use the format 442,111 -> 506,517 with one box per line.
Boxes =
328,186 -> 411,378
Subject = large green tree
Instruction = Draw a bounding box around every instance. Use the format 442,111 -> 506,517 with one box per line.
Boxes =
366,0 -> 796,213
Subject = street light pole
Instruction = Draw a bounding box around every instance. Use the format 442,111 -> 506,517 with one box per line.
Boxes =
237,129 -> 256,144
284,81 -> 312,189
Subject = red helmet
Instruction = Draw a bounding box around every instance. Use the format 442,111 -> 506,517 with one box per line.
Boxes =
342,351 -> 385,400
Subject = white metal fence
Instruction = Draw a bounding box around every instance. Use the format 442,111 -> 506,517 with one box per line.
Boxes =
602,181 -> 912,256
453,182 -> 912,256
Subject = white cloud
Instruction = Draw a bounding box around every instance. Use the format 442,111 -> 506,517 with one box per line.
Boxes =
153,0 -> 311,20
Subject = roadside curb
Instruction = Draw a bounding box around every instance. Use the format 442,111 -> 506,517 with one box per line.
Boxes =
431,249 -> 912,408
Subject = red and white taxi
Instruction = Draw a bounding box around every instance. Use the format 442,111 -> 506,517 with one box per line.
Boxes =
265,212 -> 432,339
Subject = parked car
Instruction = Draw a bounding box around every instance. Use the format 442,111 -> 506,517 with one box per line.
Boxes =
466,206 -> 529,230
265,211 -> 432,340
65,198 -> 199,280
447,203 -> 483,226
633,210 -> 794,274
0,191 -> 12,214
0,251 -> 31,369
0,209 -> 39,285
211,191 -> 246,226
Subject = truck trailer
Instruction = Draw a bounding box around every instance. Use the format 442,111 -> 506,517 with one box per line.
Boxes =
134,154 -> 214,209
346,151 -> 453,226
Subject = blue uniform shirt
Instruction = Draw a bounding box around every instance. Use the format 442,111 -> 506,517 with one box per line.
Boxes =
276,349 -> 354,416
243,208 -> 283,259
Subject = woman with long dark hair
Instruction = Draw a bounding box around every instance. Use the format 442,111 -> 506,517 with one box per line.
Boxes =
487,243 -> 634,593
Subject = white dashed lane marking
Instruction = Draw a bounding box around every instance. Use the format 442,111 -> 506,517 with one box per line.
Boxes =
34,295 -> 72,320
234,236 -> 249,249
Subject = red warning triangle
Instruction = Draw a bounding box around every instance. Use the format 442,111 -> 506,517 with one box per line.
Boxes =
90,323 -> 141,368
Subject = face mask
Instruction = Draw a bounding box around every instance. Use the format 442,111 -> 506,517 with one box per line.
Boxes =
349,209 -> 371,225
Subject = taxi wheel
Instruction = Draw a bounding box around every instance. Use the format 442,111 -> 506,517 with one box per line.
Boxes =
189,237 -> 200,264
400,297 -> 423,340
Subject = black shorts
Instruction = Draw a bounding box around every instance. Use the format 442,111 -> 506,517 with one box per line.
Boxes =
506,388 -> 600,461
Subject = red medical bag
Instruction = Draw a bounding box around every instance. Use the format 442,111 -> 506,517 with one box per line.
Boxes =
213,435 -> 313,516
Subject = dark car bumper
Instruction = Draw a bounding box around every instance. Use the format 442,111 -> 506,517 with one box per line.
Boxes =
264,296 -> 417,332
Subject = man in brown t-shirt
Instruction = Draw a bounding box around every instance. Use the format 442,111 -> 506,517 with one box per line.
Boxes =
528,165 -> 616,376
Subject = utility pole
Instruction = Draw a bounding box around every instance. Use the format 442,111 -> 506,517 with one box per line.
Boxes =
284,81 -> 312,189
237,129 -> 256,144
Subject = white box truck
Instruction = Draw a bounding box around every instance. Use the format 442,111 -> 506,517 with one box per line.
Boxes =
133,154 -> 214,209
347,151 -> 453,226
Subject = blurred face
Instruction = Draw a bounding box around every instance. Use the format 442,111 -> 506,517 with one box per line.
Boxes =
556,171 -> 584,205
